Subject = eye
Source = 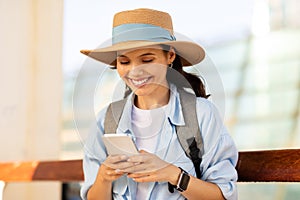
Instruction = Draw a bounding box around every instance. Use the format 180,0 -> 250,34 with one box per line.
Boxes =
117,58 -> 130,65
120,61 -> 130,65
142,58 -> 153,63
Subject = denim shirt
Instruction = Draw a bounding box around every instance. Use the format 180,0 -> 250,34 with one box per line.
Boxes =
81,84 -> 238,200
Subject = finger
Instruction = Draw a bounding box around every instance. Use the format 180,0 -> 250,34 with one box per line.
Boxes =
127,155 -> 146,163
131,174 -> 159,183
100,166 -> 125,182
121,163 -> 148,173
104,155 -> 129,169
106,168 -> 125,176
112,160 -> 137,170
106,155 -> 128,163
105,173 -> 124,181
127,172 -> 150,178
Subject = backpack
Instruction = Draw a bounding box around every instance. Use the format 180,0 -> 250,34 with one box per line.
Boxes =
104,89 -> 203,179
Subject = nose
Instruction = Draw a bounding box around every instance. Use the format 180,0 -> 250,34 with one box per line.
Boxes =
128,63 -> 144,76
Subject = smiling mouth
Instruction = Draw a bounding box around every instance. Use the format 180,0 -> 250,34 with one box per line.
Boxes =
129,77 -> 152,87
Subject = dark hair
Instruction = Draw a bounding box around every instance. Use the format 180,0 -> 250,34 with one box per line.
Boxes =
163,46 -> 210,99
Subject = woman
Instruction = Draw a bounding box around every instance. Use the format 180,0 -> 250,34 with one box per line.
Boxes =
80,8 -> 238,200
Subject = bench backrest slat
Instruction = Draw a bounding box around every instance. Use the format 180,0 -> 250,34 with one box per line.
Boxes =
1,149 -> 300,182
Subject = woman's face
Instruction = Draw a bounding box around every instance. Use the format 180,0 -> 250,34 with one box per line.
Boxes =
116,45 -> 175,97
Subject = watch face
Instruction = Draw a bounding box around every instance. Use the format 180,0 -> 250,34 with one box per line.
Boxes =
179,172 -> 190,190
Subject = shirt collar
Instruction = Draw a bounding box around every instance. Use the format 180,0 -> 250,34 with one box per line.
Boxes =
117,84 -> 185,133
165,84 -> 185,126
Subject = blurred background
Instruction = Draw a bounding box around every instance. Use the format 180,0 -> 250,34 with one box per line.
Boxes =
1,0 -> 299,199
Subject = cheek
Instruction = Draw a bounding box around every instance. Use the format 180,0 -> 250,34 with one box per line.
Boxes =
116,66 -> 127,79
152,65 -> 168,79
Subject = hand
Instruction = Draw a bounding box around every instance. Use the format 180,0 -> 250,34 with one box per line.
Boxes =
89,155 -> 133,200
99,155 -> 134,182
122,150 -> 181,184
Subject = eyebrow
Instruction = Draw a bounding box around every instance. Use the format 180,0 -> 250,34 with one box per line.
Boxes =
138,53 -> 156,57
117,52 -> 156,58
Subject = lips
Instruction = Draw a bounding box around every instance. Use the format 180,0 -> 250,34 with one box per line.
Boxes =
129,77 -> 152,87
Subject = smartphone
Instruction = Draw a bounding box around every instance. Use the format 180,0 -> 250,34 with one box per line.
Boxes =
102,134 -> 139,156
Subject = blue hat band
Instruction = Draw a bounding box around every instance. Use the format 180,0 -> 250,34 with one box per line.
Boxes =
112,24 -> 176,44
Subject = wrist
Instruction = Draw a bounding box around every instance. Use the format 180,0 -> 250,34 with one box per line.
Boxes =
168,165 -> 182,185
168,167 -> 190,193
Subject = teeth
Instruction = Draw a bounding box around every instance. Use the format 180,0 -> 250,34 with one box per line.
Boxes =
131,78 -> 149,86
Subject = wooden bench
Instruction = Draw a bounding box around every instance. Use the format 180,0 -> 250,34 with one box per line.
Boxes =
1,149 -> 300,182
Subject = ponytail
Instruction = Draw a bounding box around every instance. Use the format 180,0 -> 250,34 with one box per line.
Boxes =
166,53 -> 210,99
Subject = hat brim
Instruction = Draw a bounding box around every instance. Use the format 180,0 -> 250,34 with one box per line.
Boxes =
80,40 -> 205,67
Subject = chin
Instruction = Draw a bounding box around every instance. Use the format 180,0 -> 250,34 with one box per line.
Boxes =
133,89 -> 153,97
131,85 -> 156,97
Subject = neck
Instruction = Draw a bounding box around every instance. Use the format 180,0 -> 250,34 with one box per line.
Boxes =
135,86 -> 170,110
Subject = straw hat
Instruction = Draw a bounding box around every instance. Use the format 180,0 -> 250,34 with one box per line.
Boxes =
80,8 -> 205,67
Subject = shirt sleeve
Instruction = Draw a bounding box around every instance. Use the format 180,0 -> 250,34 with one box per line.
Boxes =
80,107 -> 108,200
196,98 -> 238,200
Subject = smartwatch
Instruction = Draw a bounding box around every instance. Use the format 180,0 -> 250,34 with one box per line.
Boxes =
168,167 -> 190,193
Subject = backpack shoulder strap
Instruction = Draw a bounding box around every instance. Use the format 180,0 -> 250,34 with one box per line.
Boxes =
104,98 -> 127,134
176,89 -> 204,178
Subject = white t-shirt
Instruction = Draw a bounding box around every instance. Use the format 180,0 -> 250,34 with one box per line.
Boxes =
131,104 -> 167,199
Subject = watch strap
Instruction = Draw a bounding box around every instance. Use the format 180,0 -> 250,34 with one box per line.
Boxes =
168,167 -> 190,193
168,182 -> 175,193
